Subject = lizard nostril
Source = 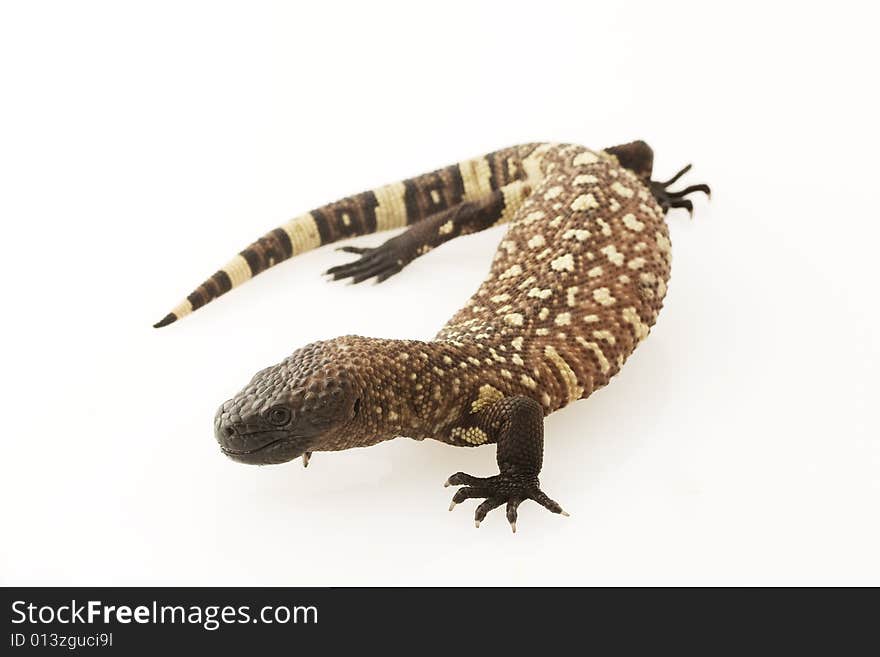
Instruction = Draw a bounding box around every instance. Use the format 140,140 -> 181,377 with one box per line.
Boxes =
224,426 -> 235,437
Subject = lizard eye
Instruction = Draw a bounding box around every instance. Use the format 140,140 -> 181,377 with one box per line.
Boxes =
266,406 -> 291,426
352,398 -> 361,418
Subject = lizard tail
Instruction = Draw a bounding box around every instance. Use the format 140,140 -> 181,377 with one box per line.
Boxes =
153,146 -> 532,328
152,212 -> 329,328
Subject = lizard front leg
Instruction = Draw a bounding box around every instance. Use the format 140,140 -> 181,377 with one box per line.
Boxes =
445,395 -> 568,532
325,181 -> 529,284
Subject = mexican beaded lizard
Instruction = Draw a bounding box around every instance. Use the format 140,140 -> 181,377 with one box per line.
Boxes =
155,141 -> 709,531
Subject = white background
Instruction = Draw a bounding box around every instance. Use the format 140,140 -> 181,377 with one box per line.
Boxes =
2,1 -> 878,586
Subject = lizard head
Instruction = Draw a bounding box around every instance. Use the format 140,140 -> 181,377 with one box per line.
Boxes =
214,340 -> 363,465
603,140 -> 654,182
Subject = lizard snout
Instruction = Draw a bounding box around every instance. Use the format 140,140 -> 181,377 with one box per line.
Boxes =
214,409 -> 274,452
213,405 -> 308,465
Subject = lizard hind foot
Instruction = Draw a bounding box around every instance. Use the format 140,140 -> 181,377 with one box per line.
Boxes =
650,163 -> 711,216
324,242 -> 407,284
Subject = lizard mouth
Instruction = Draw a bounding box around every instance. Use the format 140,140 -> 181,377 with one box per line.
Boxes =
219,434 -> 305,465
220,438 -> 285,456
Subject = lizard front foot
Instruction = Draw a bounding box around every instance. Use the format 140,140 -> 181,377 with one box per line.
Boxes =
442,395 -> 568,532
445,471 -> 568,533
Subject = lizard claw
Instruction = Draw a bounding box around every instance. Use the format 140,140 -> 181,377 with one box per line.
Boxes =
335,246 -> 371,255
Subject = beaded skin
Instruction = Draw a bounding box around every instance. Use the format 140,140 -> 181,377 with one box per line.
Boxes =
158,141 -> 710,528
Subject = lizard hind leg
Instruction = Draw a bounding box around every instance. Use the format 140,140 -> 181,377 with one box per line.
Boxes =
325,186 -> 517,285
444,396 -> 569,533
323,201 -> 479,284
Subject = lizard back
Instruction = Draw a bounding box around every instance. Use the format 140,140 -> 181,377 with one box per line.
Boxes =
435,143 -> 670,415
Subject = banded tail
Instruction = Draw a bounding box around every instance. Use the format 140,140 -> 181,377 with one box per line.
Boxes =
153,144 -> 539,327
